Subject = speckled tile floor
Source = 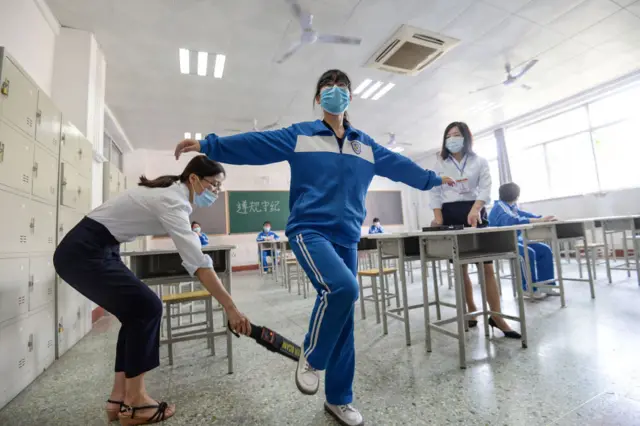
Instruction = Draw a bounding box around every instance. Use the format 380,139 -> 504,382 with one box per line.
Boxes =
2,262 -> 640,426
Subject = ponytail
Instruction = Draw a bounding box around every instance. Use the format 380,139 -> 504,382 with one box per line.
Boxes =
138,175 -> 180,188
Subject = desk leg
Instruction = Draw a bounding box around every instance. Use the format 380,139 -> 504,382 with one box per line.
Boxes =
552,232 -> 566,308
419,239 -> 432,352
432,261 -> 441,320
225,253 -> 234,374
522,237 -> 534,298
513,255 -> 528,349
602,227 -> 612,284
258,248 -> 263,277
632,223 -> 640,286
582,232 -> 596,299
397,239 -> 411,346
446,261 -> 453,290
622,231 -> 631,278
377,242 -> 388,335
452,253 -> 466,369
477,262 -> 490,338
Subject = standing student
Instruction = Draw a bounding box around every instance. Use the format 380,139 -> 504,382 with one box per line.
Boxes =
175,69 -> 453,426
368,218 -> 384,235
256,221 -> 280,272
430,121 -> 521,339
488,182 -> 557,298
53,156 -> 250,425
191,221 -> 209,246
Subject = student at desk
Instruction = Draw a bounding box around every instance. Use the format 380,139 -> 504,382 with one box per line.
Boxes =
488,182 -> 557,298
257,221 -> 280,272
191,221 -> 209,246
368,217 -> 384,234
53,155 -> 251,425
431,121 -> 521,339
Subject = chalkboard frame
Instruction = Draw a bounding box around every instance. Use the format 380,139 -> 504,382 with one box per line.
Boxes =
227,190 -> 290,235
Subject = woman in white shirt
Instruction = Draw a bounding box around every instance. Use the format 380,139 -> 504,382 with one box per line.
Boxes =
430,122 -> 520,339
53,155 -> 251,425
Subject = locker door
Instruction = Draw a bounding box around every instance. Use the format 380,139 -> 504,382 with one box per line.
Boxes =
0,257 -> 29,324
0,191 -> 31,254
0,57 -> 38,138
34,91 -> 61,156
56,280 -> 81,356
0,119 -> 34,195
77,174 -> 92,212
76,136 -> 93,179
29,256 -> 55,311
0,318 -> 35,410
30,199 -> 56,253
57,206 -> 81,243
31,145 -> 58,204
59,122 -> 78,166
30,304 -> 55,373
60,162 -> 78,208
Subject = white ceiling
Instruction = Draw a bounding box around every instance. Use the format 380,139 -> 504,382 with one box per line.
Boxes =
45,0 -> 640,153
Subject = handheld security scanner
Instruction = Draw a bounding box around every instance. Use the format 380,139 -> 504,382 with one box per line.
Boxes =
229,322 -> 301,362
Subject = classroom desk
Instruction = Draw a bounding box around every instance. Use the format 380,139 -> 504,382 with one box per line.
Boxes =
369,226 -> 528,369
121,245 -> 235,374
257,240 -> 280,282
596,215 -> 640,285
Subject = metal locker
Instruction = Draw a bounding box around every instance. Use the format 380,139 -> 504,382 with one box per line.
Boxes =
0,191 -> 31,254
0,56 -> 38,138
0,118 -> 34,195
30,199 -> 56,253
30,304 -> 55,373
0,317 -> 35,410
76,136 -> 93,179
34,91 -> 61,156
59,122 -> 78,166
57,206 -> 81,243
0,257 -> 29,324
31,145 -> 58,204
60,162 -> 78,208
29,256 -> 55,311
77,174 -> 92,212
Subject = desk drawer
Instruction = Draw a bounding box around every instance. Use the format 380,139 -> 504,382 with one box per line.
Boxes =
130,251 -> 228,279
379,237 -> 420,258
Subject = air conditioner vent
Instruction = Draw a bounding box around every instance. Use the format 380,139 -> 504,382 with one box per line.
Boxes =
367,25 -> 459,76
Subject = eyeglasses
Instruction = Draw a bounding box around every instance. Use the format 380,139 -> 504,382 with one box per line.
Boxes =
200,178 -> 223,191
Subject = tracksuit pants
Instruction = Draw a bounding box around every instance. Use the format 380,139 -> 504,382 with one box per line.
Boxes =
289,232 -> 358,406
518,242 -> 555,291
53,217 -> 162,378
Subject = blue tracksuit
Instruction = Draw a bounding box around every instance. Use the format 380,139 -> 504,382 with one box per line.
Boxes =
368,225 -> 384,234
488,201 -> 555,291
198,232 -> 209,246
257,231 -> 280,271
200,120 -> 442,404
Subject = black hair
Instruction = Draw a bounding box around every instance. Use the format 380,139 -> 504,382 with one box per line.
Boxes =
499,182 -> 521,203
138,155 -> 225,188
440,122 -> 474,160
313,69 -> 352,126
373,218 -> 380,223
263,221 -> 271,226
191,221 -> 200,227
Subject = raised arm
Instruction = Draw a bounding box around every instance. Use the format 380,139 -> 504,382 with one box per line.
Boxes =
429,160 -> 445,224
176,127 -> 297,165
492,201 -> 533,226
371,140 -> 443,190
517,208 -> 541,219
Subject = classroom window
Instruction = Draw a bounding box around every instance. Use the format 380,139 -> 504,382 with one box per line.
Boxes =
506,107 -> 590,150
592,121 -> 640,191
473,135 -> 500,203
509,145 -> 549,203
545,132 -> 599,198
487,158 -> 500,203
588,84 -> 640,128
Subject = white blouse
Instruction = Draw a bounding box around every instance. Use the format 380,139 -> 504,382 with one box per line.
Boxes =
88,182 -> 213,276
429,153 -> 492,209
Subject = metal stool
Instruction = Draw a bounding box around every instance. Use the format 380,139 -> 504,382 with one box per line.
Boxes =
357,268 -> 399,322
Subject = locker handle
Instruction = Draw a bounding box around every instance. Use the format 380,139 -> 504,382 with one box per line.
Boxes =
28,334 -> 34,352
0,78 -> 8,96
61,178 -> 67,186
30,217 -> 35,233
59,224 -> 64,234
28,275 -> 34,291
0,142 -> 4,163
33,162 -> 39,177
36,109 -> 42,124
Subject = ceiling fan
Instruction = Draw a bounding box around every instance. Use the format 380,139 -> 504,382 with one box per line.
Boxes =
276,0 -> 362,64
469,59 -> 539,94
224,119 -> 280,134
384,133 -> 412,153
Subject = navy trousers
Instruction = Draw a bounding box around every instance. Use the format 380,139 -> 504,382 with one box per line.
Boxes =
53,217 -> 162,378
289,232 -> 358,405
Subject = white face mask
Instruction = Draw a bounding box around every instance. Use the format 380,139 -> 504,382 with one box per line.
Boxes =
193,227 -> 201,233
264,227 -> 271,233
445,136 -> 464,154
373,222 -> 380,228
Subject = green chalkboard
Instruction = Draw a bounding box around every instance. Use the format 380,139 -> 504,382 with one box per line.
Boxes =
228,191 -> 290,234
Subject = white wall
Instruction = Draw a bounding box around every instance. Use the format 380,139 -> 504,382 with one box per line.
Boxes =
123,149 -> 415,267
0,0 -> 59,95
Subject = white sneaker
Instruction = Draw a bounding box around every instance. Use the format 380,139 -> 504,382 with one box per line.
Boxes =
295,348 -> 319,395
324,402 -> 364,426
532,291 -> 547,300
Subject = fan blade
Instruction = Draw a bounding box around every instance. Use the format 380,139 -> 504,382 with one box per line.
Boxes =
317,33 -> 362,45
276,41 -> 304,63
396,142 -> 412,146
284,0 -> 313,30
469,82 -> 504,94
224,128 -> 244,133
261,122 -> 280,131
521,84 -> 532,90
284,0 -> 302,19
513,59 -> 538,79
505,62 -> 512,75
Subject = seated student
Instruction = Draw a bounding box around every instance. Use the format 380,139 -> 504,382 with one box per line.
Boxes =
368,218 -> 384,234
191,221 -> 209,246
488,182 -> 557,297
256,221 -> 280,272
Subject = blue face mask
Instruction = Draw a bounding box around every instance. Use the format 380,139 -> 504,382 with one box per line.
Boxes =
445,136 -> 464,154
193,179 -> 218,208
320,86 -> 350,115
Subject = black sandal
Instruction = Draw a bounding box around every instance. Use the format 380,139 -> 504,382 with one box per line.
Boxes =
119,401 -> 175,425
106,399 -> 124,422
